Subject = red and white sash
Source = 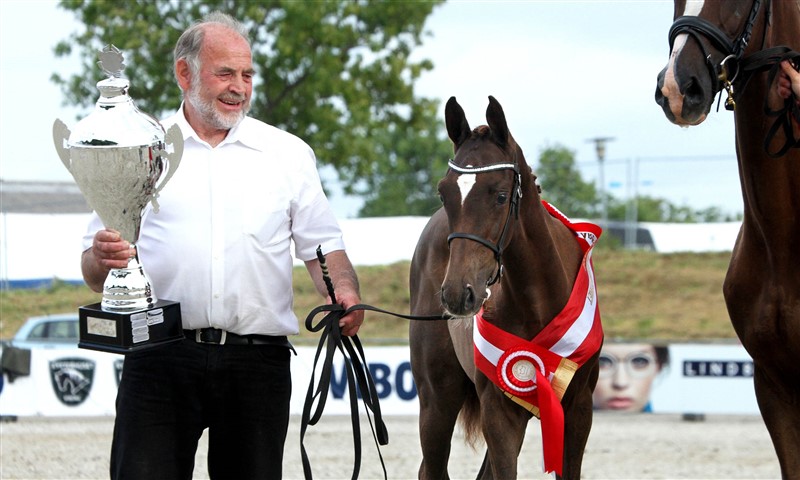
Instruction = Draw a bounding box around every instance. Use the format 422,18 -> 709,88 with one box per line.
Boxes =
473,200 -> 603,476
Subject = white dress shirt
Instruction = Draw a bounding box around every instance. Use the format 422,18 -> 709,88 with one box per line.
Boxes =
83,106 -> 346,336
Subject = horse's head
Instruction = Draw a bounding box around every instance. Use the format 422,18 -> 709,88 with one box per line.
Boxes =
437,96 -> 532,317
655,0 -> 764,125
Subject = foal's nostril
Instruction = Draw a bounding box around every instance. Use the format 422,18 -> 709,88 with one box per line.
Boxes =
463,284 -> 476,312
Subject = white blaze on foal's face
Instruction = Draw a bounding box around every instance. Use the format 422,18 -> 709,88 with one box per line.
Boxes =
456,170 -> 476,206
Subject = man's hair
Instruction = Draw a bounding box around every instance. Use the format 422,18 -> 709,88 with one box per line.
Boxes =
173,11 -> 250,86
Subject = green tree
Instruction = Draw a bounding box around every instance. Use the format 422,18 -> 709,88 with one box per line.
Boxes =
607,195 -> 739,222
356,98 -> 451,217
52,0 -> 447,216
534,145 -> 600,218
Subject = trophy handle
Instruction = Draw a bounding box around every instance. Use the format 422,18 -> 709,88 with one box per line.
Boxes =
52,119 -> 72,172
150,124 -> 183,213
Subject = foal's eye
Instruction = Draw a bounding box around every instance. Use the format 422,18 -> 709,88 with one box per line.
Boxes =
496,193 -> 508,205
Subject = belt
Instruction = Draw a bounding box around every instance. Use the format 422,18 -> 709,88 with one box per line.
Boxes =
184,328 -> 291,347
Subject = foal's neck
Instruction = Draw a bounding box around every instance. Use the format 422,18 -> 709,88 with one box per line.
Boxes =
491,201 -> 582,338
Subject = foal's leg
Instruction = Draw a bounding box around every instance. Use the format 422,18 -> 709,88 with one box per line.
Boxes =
479,388 -> 528,479
559,356 -> 599,480
410,319 -> 471,480
560,384 -> 594,480
753,364 -> 800,479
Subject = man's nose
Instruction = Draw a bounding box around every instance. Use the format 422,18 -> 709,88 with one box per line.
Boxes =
230,74 -> 247,94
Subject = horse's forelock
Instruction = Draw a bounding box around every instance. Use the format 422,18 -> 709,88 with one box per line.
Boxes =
471,124 -> 517,150
474,125 -> 490,137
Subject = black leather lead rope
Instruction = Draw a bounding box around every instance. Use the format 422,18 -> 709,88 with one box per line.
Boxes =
300,302 -> 388,480
300,248 -> 450,479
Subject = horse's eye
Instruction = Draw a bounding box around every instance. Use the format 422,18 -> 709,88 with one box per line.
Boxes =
438,193 -> 445,204
497,193 -> 508,205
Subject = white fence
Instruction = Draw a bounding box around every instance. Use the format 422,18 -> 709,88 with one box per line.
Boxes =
0,213 -> 740,288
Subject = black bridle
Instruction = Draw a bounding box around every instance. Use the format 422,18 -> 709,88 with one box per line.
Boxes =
668,0 -> 764,110
667,0 -> 799,156
445,160 -> 523,287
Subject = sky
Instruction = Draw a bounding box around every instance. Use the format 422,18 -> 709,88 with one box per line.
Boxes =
0,0 -> 743,218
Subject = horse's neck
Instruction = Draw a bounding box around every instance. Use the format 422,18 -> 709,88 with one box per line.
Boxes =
489,201 -> 581,337
767,2 -> 800,51
734,6 -> 800,249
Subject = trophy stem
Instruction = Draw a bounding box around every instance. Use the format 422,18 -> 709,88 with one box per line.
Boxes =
101,244 -> 158,311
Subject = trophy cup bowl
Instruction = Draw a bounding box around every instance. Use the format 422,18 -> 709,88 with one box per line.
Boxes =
53,45 -> 184,353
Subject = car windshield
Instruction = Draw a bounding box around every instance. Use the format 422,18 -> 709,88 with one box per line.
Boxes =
27,319 -> 78,341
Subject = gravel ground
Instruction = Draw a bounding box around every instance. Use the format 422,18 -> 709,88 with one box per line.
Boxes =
0,412 -> 780,479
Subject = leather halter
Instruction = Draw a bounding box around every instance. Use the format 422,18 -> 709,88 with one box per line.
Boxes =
445,160 -> 522,287
668,0 -> 763,95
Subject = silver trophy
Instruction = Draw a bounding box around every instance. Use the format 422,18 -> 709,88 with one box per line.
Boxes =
53,45 -> 183,353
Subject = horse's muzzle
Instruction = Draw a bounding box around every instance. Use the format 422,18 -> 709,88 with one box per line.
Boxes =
440,282 -> 485,317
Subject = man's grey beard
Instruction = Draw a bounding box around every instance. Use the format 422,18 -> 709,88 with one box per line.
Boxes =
186,82 -> 250,131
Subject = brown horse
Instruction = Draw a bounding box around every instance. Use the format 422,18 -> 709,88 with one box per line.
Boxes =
409,96 -> 601,479
655,1 -> 800,477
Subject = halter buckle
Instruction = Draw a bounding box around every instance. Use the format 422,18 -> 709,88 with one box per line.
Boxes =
724,82 -> 736,111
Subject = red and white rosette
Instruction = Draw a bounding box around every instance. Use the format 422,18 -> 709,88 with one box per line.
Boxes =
497,347 -> 547,395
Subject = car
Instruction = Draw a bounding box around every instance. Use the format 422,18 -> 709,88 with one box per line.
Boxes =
9,313 -> 79,350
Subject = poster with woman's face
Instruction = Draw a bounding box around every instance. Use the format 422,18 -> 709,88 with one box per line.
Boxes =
592,343 -> 669,412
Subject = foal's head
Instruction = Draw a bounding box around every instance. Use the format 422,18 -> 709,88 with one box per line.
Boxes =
437,96 -> 534,316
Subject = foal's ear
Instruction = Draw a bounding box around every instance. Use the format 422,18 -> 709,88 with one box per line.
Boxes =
486,95 -> 509,148
445,96 -> 471,150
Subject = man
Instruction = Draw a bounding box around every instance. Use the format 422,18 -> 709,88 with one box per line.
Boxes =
81,12 -> 364,479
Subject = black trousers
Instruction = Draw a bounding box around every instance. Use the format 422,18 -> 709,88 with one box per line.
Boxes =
110,338 -> 292,480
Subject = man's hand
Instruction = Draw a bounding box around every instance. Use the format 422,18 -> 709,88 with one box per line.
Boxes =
778,60 -> 800,100
305,249 -> 363,336
335,289 -> 364,337
81,229 -> 134,292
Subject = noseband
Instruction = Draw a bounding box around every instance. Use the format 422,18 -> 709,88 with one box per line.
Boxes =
668,0 -> 764,109
445,160 -> 522,287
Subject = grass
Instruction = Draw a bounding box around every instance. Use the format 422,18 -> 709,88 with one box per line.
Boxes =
0,249 -> 738,344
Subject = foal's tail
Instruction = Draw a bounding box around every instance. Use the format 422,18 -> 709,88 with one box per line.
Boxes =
458,383 -> 483,448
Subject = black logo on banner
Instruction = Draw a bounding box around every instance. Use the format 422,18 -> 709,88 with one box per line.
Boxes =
49,357 -> 95,406
683,360 -> 754,377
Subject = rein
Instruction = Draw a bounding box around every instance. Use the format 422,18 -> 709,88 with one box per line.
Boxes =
445,160 -> 522,287
300,248 -> 449,480
668,0 -> 800,156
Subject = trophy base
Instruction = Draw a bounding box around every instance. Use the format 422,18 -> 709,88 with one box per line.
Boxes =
78,300 -> 183,354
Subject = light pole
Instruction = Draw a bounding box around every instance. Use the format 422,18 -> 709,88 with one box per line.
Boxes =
588,137 -> 614,230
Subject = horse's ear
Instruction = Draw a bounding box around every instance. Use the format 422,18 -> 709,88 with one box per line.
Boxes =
445,96 -> 471,150
486,95 -> 509,148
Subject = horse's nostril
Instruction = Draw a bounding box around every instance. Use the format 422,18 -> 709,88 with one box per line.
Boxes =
464,284 -> 476,311
683,77 -> 705,107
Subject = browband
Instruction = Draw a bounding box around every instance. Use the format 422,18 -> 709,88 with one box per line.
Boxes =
448,160 -> 518,174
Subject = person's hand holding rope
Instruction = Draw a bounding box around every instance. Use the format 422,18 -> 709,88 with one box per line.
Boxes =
777,60 -> 800,103
305,248 -> 364,336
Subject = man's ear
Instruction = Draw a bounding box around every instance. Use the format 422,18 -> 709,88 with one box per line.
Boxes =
175,59 -> 192,92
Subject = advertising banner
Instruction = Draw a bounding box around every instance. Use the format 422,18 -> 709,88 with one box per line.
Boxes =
1,343 -> 758,418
